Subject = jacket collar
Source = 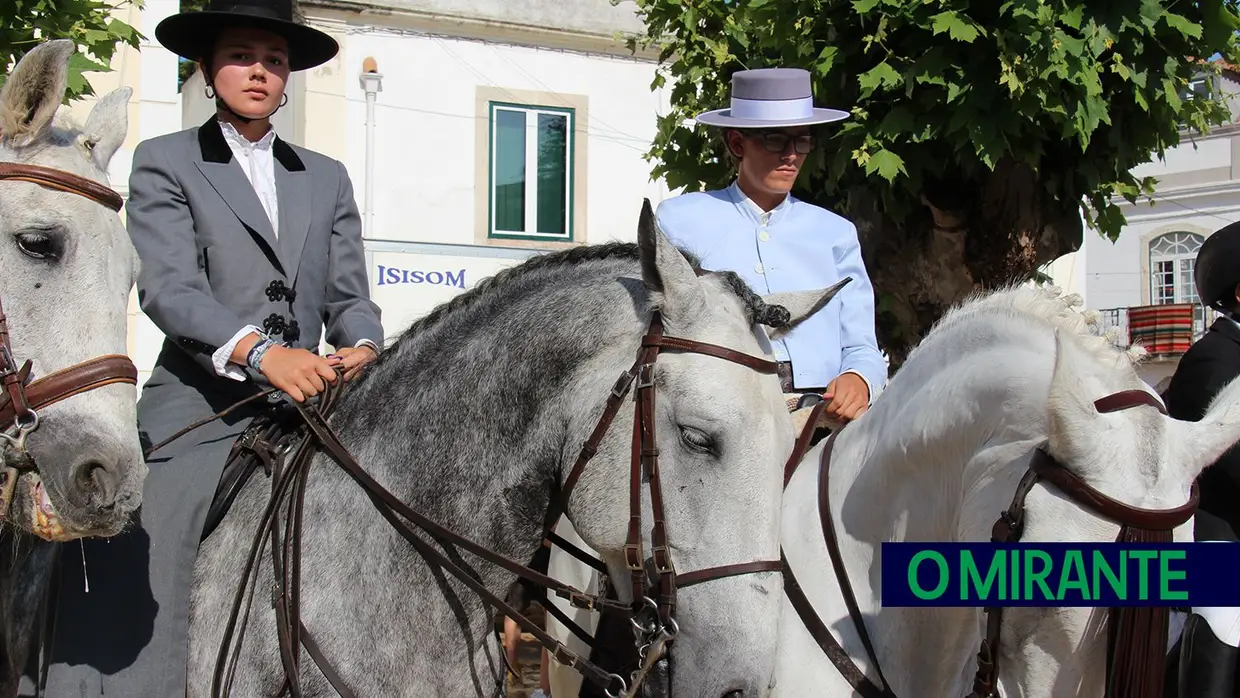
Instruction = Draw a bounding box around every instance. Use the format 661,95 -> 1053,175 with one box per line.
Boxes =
196,115 -> 305,172
1211,315 -> 1240,346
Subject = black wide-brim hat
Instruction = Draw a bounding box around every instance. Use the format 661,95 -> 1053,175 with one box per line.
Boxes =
1196,220 -> 1240,310
155,0 -> 338,72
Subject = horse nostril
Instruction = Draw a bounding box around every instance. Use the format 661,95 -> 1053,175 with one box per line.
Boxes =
721,692 -> 744,698
72,459 -> 118,508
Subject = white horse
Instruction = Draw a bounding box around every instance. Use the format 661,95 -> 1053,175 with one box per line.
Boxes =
770,285 -> 1239,697
0,39 -> 142,696
547,285 -> 1240,697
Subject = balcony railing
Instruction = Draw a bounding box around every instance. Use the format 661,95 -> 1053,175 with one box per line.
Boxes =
1097,304 -> 1220,357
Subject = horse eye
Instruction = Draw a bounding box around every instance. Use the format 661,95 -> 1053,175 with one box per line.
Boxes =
15,231 -> 61,261
678,426 -> 718,456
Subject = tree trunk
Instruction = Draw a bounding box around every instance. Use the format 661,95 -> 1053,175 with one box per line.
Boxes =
843,157 -> 1084,368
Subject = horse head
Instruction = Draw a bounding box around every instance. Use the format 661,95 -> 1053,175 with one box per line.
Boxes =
991,327 -> 1240,697
0,39 -> 143,541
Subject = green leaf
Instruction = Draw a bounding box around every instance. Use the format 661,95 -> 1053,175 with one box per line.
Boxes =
1162,12 -> 1203,39
852,0 -> 881,12
1060,6 -> 1084,30
865,149 -> 908,181
930,11 -> 981,43
858,61 -> 902,96
1163,78 -> 1183,113
816,45 -> 839,74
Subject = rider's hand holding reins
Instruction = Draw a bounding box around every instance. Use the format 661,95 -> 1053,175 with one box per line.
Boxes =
328,345 -> 377,382
259,345 -> 339,403
824,371 -> 870,423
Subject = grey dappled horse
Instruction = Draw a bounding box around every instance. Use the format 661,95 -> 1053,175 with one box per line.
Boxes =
187,206 -> 847,696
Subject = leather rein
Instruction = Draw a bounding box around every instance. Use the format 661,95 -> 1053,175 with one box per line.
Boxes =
0,160 -> 138,524
783,388 -> 1198,698
150,311 -> 820,698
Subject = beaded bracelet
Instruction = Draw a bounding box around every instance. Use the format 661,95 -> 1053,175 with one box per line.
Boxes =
246,337 -> 277,372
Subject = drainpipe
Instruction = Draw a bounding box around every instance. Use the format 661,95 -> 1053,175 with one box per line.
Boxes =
359,57 -> 383,239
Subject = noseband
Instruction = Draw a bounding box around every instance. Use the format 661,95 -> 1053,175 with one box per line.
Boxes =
0,161 -> 138,523
199,310 -> 820,698
785,388 -> 1198,698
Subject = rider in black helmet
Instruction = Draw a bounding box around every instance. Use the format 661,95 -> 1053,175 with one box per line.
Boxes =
1163,220 -> 1240,698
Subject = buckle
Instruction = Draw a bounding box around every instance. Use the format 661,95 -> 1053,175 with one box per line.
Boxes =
623,543 -> 644,571
611,370 -> 635,398
650,545 -> 674,575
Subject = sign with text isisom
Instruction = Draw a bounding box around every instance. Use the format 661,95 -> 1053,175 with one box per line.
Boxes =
882,543 -> 1240,607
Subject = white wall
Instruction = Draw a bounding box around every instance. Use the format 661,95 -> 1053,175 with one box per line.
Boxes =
305,25 -> 673,248
1084,185 -> 1240,311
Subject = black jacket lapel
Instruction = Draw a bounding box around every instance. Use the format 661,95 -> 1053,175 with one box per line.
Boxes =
193,116 -> 284,274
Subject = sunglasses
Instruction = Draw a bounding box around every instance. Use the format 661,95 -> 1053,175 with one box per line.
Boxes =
742,130 -> 816,155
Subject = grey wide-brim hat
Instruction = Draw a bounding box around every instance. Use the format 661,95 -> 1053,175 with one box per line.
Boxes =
695,68 -> 849,128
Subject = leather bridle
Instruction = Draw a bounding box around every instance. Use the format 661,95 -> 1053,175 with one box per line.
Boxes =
0,160 -> 138,525
783,388 -> 1198,698
167,309 -> 824,697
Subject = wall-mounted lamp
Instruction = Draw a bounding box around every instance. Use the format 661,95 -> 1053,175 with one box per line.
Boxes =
360,57 -> 384,239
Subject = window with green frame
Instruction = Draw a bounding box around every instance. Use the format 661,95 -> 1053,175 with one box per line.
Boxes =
488,101 -> 574,241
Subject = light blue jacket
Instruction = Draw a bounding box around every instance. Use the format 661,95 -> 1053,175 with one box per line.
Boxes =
655,181 -> 888,397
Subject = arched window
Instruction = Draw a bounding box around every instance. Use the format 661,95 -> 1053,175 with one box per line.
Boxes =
1148,231 -> 1221,337
1149,231 -> 1205,306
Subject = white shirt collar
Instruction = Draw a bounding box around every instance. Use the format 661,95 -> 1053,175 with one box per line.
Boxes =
728,179 -> 793,223
219,119 -> 277,151
217,119 -> 280,237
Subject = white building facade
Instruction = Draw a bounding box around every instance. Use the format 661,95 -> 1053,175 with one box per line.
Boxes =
1042,68 -> 1240,390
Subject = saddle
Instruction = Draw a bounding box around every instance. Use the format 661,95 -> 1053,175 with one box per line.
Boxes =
201,396 -> 328,544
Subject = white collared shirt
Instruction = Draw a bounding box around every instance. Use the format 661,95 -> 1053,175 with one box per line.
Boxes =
218,120 -> 279,236
208,120 -> 378,380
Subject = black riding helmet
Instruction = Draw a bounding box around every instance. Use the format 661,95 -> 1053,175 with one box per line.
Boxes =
1196,220 -> 1240,312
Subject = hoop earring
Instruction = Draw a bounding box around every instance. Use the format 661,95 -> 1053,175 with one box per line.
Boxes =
279,93 -> 289,107
205,84 -> 216,99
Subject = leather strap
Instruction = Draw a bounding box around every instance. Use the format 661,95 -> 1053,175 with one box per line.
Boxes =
817,429 -> 898,697
642,335 -> 782,374
0,161 -> 124,212
1093,389 -> 1167,416
675,560 -> 782,588
1030,451 -> 1198,529
783,556 -> 892,698
785,401 -> 826,487
0,354 -> 137,426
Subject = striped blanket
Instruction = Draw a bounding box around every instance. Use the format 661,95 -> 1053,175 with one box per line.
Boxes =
1127,303 -> 1196,355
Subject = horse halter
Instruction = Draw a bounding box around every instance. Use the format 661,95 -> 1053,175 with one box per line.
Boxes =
785,387 -> 1198,698
550,312 -> 792,694
0,160 -> 138,521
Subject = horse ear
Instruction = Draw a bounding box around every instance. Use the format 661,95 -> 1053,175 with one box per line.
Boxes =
81,86 -> 131,171
637,198 -> 706,320
1168,374 -> 1240,481
0,40 -> 74,148
760,278 -> 852,339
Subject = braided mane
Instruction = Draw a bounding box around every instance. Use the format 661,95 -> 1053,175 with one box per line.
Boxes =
372,241 -> 786,362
